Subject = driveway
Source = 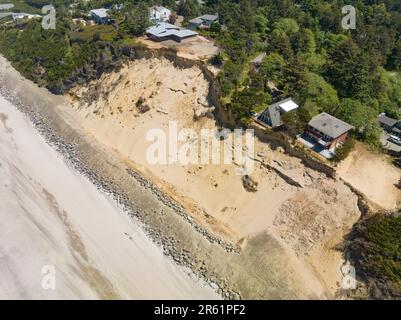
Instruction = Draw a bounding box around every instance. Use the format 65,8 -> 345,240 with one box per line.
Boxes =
380,131 -> 401,152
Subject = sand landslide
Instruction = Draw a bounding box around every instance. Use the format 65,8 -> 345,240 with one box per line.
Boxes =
337,143 -> 401,211
65,57 -> 367,297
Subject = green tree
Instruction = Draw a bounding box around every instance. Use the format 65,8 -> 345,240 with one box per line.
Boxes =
177,0 -> 200,18
298,72 -> 339,115
274,18 -> 299,35
259,53 -> 285,85
121,2 -> 150,36
337,99 -> 381,147
325,38 -> 375,100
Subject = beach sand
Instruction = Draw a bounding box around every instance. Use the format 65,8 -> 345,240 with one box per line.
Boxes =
0,95 -> 219,299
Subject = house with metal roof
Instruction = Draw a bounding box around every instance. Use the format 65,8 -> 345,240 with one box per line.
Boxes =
305,112 -> 354,153
90,8 -> 110,24
188,14 -> 218,30
256,97 -> 299,128
146,22 -> 198,42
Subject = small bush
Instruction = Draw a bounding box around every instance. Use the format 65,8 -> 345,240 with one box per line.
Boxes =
334,137 -> 355,161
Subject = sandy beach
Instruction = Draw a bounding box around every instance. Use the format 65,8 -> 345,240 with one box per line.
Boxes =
0,95 -> 219,299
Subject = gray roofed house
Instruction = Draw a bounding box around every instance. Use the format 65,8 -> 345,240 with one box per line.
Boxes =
303,112 -> 354,155
379,113 -> 398,128
189,17 -> 203,24
256,97 -> 299,128
90,8 -> 110,24
308,112 -> 354,139
146,22 -> 198,42
378,113 -> 401,137
188,13 -> 218,30
198,14 -> 219,22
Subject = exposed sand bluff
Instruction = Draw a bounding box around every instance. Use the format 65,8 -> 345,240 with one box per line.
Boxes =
68,57 -> 376,295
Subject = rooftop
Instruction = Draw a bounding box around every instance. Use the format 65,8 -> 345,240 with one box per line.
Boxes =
308,112 -> 354,139
90,8 -> 108,18
379,113 -> 398,127
189,14 -> 218,24
198,14 -> 218,21
189,17 -> 203,24
269,97 -> 299,113
147,22 -> 198,39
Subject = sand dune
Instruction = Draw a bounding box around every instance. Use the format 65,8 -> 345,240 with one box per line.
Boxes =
0,95 -> 218,299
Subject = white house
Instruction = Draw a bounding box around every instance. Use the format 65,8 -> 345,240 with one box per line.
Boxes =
90,8 -> 110,24
149,6 -> 171,24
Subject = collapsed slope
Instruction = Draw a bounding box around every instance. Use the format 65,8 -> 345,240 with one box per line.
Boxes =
68,56 -> 363,296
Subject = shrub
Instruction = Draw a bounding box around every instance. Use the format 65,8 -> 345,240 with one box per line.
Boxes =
333,137 -> 355,161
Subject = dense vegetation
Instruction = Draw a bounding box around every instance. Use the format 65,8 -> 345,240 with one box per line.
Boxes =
347,214 -> 401,299
0,0 -> 401,145
201,0 -> 401,149
0,0 -> 149,92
